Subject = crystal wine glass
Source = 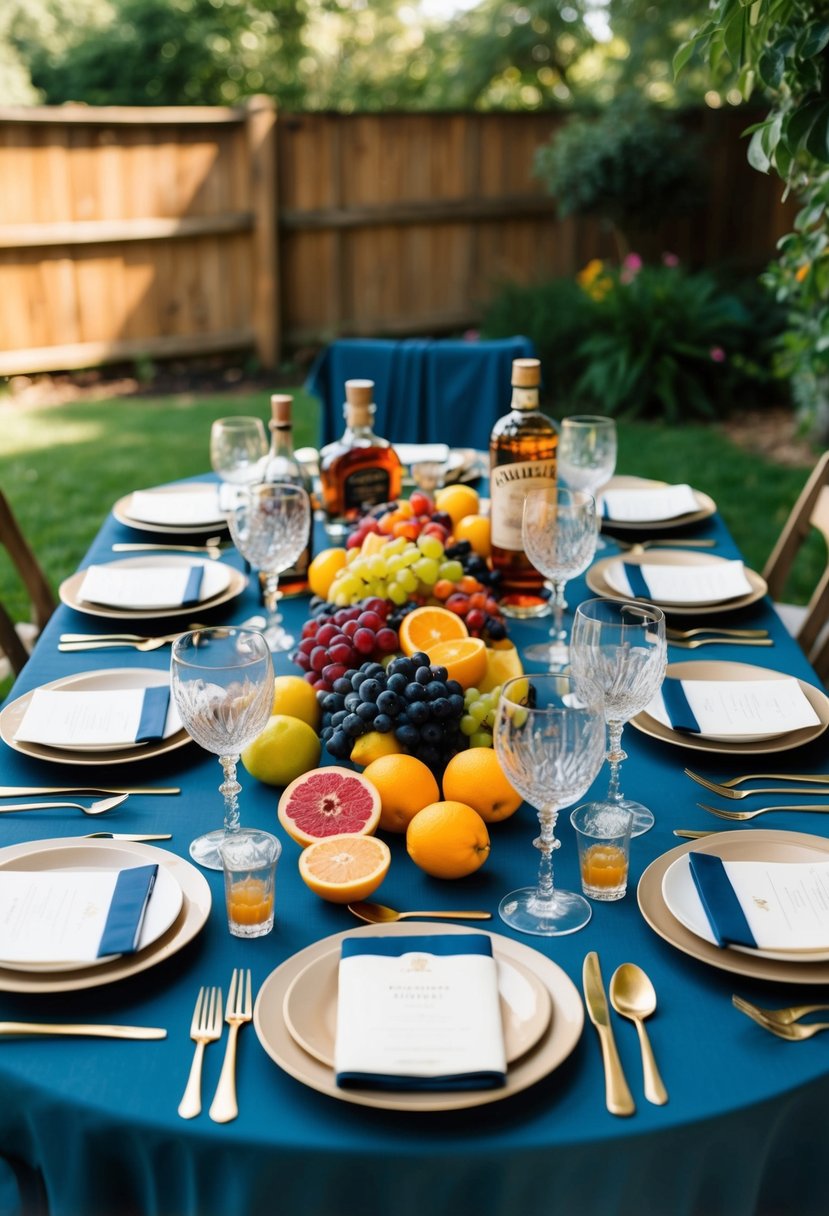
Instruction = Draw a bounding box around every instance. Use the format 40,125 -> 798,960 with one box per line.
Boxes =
210,417 -> 268,509
569,597 -> 667,836
171,627 -> 273,869
558,416 -> 617,550
493,673 -> 607,936
226,482 -> 311,652
521,487 -> 598,667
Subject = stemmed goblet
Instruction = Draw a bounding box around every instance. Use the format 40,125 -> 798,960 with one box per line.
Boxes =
493,673 -> 607,936
521,487 -> 598,667
226,482 -> 311,652
210,417 -> 268,509
569,598 -> 667,836
171,627 -> 273,869
558,416 -> 617,550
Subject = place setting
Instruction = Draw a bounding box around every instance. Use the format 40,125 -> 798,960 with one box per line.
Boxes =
597,475 -> 717,534
112,483 -> 228,537
58,555 -> 247,622
586,547 -> 768,617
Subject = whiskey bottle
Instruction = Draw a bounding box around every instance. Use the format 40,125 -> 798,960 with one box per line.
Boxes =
489,357 -> 557,618
261,393 -> 314,595
319,379 -> 402,537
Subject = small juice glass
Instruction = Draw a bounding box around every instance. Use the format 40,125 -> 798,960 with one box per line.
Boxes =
570,805 -> 633,902
220,829 -> 281,938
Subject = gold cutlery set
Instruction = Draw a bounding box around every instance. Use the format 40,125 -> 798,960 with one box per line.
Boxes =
667,627 -> 773,650
179,969 -> 253,1123
732,996 -> 829,1041
582,953 -> 668,1116
683,768 -> 829,824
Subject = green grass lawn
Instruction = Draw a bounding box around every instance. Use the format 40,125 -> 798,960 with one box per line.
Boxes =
0,389 -> 822,648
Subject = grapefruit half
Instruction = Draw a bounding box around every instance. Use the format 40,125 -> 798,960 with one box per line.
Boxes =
278,765 -> 381,847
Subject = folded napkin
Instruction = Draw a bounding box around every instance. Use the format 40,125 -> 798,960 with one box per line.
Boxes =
393,443 -> 450,466
79,563 -> 204,609
0,865 -> 158,964
335,935 -> 506,1091
15,686 -> 173,748
611,559 -> 751,605
651,676 -> 820,739
689,852 -> 829,952
601,483 -> 699,523
128,488 -> 223,526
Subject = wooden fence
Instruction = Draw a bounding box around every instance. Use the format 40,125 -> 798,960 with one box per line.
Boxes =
0,103 -> 796,376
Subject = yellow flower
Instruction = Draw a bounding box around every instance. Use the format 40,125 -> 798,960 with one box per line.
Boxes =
795,263 -> 810,283
577,259 -> 613,301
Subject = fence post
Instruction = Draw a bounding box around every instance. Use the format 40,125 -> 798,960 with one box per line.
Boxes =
246,95 -> 279,370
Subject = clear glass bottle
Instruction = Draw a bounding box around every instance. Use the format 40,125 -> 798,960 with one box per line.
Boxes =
261,393 -> 313,595
489,357 -> 558,618
319,379 -> 403,537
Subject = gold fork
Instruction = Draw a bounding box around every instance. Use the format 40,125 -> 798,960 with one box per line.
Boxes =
685,768 -> 829,789
112,538 -> 229,559
209,968 -> 252,1124
732,998 -> 829,1040
698,801 -> 829,822
670,637 -> 774,649
666,627 -> 769,640
615,539 -> 717,550
59,637 -> 178,653
178,986 -> 223,1120
684,771 -> 829,799
732,995 -> 829,1026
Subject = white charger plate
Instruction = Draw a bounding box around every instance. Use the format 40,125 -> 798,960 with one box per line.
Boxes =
113,483 -> 226,535
599,475 -> 716,532
60,556 -> 243,621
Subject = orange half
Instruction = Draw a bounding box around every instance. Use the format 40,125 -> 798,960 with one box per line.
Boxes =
298,833 -> 391,903
426,636 -> 488,689
398,605 -> 469,656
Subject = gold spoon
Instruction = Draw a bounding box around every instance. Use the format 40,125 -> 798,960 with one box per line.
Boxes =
0,794 -> 128,816
609,963 -> 668,1105
347,900 -> 491,924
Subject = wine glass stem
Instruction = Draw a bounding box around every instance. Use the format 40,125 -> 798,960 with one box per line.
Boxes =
605,721 -> 628,804
219,754 -> 242,834
534,805 -> 561,902
549,580 -> 568,645
262,571 -> 281,630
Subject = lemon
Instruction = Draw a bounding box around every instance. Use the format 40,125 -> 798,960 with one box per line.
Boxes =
308,548 -> 348,598
271,675 -> 321,729
350,731 -> 404,766
477,641 -> 523,694
434,485 -> 480,528
241,714 -> 321,787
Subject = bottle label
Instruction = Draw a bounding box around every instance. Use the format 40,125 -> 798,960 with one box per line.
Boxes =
490,461 -> 556,550
343,467 -> 392,511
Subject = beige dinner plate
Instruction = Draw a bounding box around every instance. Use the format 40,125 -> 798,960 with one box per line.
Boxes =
0,838 -> 211,993
638,830 -> 829,984
629,660 -> 829,755
59,556 -> 245,622
282,946 -> 553,1069
599,475 -> 716,532
0,668 -> 191,768
587,550 -> 767,616
113,484 -> 227,536
254,922 -> 584,1112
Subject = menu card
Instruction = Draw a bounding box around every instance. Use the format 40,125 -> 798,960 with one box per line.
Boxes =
651,677 -> 820,738
335,935 -> 506,1091
0,865 -> 158,963
15,686 -> 174,748
601,484 -> 699,522
79,563 -> 204,609
689,852 -> 829,951
607,559 -> 752,604
128,489 -> 223,526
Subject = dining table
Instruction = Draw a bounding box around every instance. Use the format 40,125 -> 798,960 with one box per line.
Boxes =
1,475 -> 829,1216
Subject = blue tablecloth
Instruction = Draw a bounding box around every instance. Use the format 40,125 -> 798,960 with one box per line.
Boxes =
1,494 -> 829,1216
305,336 -> 537,447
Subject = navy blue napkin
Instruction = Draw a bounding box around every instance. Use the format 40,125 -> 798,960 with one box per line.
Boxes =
660,679 -> 701,734
135,686 -> 170,743
181,565 -> 204,605
98,865 -> 158,956
336,935 -> 506,1092
621,562 -> 652,599
688,852 -> 757,949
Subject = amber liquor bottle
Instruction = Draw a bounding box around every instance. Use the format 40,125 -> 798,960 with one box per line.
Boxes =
489,357 -> 557,618
261,393 -> 314,596
319,379 -> 402,537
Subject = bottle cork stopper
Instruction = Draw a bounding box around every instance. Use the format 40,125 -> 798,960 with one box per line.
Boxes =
344,379 -> 375,407
270,394 -> 293,425
511,358 -> 541,387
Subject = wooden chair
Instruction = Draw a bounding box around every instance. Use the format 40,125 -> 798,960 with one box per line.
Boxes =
762,450 -> 829,681
0,490 -> 56,680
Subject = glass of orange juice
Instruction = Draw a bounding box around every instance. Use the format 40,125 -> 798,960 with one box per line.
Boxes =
570,805 -> 633,902
220,829 -> 281,938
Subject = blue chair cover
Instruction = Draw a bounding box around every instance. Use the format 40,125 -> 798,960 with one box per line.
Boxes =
305,336 -> 537,448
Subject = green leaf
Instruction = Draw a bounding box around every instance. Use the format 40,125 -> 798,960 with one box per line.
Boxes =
758,46 -> 785,87
806,105 -> 829,162
798,22 -> 829,58
724,4 -> 746,64
672,40 -> 698,77
747,126 -> 771,172
786,98 -> 828,151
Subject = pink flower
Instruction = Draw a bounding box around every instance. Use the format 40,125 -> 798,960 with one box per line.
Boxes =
709,346 -> 726,363
662,252 -> 680,268
620,252 -> 642,284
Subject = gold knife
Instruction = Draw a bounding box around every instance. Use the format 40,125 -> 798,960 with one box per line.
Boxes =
0,1023 -> 166,1039
0,787 -> 180,796
673,829 -> 720,839
582,952 -> 635,1117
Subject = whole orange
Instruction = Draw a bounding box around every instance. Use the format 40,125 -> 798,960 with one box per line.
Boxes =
362,754 -> 440,833
453,513 -> 491,558
441,748 -> 522,823
406,800 -> 490,879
